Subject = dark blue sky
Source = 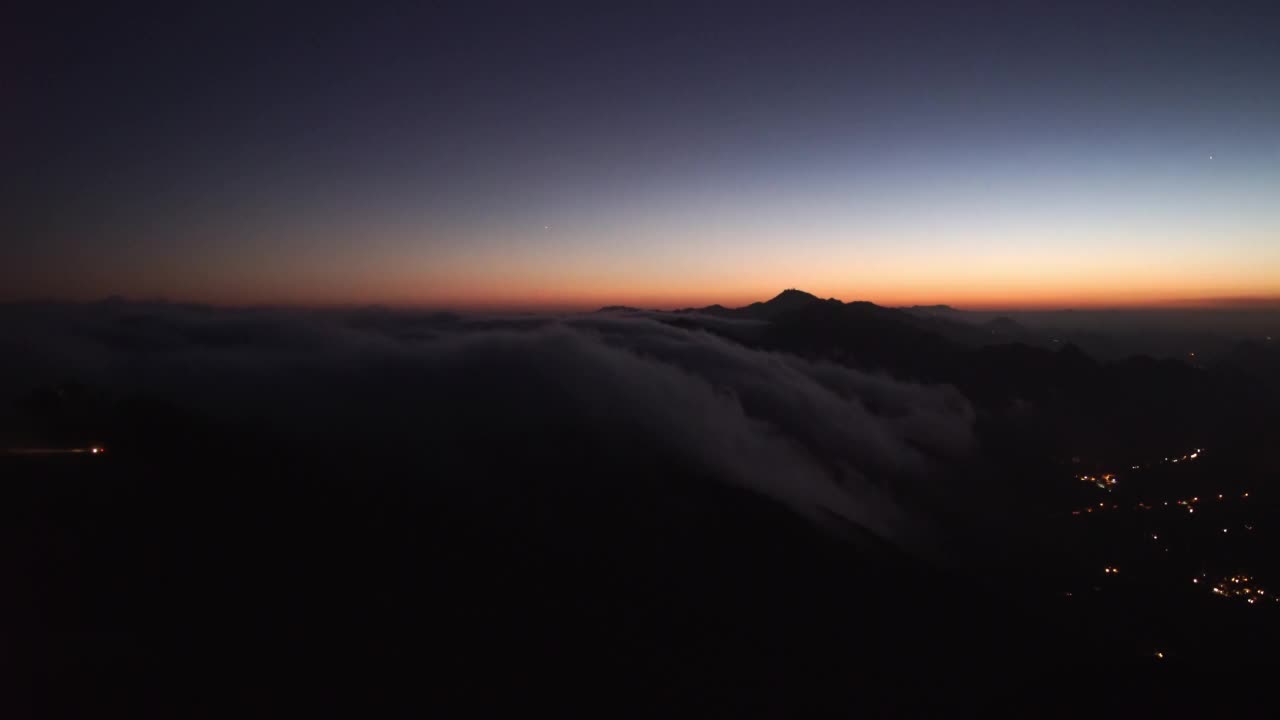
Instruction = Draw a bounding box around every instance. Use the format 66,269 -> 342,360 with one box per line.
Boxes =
7,1 -> 1279,308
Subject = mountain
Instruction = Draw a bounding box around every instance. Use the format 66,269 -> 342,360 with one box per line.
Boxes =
662,289 -> 1264,460
755,297 -> 961,378
684,288 -> 833,319
736,288 -> 833,319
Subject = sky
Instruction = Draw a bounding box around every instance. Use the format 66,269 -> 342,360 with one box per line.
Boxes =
6,1 -> 1280,310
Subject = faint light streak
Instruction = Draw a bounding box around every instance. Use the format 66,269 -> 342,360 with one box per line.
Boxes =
1,446 -> 106,456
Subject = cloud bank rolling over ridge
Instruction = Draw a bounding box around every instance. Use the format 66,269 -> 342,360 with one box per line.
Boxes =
0,303 -> 975,550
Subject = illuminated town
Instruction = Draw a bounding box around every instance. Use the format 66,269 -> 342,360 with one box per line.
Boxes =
1059,442 -> 1279,668
1207,574 -> 1279,605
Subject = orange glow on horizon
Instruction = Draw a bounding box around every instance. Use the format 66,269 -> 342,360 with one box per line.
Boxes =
252,269 -> 1280,312
168,283 -> 1280,313
10,259 -> 1280,312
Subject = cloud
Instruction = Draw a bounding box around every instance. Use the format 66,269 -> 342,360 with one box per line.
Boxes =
0,301 -> 975,550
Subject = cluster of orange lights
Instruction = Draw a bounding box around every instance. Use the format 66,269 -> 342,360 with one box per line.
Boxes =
1124,448 -> 1204,473
1064,445 -> 1275,663
1073,491 -> 1250,517
1071,448 -> 1208,515
1077,473 -> 1119,490
1206,575 -> 1280,606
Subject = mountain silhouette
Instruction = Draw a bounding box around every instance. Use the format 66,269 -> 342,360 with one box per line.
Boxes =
740,288 -> 831,318
682,288 -> 830,319
665,288 -> 1264,460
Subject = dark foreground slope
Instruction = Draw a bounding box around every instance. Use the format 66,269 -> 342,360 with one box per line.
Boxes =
10,415 -> 1259,717
0,431 -> 1027,715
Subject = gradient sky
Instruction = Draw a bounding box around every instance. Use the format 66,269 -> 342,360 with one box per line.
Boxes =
6,1 -> 1280,310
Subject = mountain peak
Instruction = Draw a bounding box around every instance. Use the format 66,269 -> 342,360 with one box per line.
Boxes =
725,289 -> 830,319
766,289 -> 819,305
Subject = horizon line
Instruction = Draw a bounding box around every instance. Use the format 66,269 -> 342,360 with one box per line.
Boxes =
5,290 -> 1280,314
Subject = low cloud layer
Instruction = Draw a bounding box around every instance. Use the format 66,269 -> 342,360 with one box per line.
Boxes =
0,302 -> 975,548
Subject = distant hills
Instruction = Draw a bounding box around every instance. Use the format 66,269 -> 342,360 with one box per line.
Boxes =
596,288 -> 1280,460
600,289 -> 1280,364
